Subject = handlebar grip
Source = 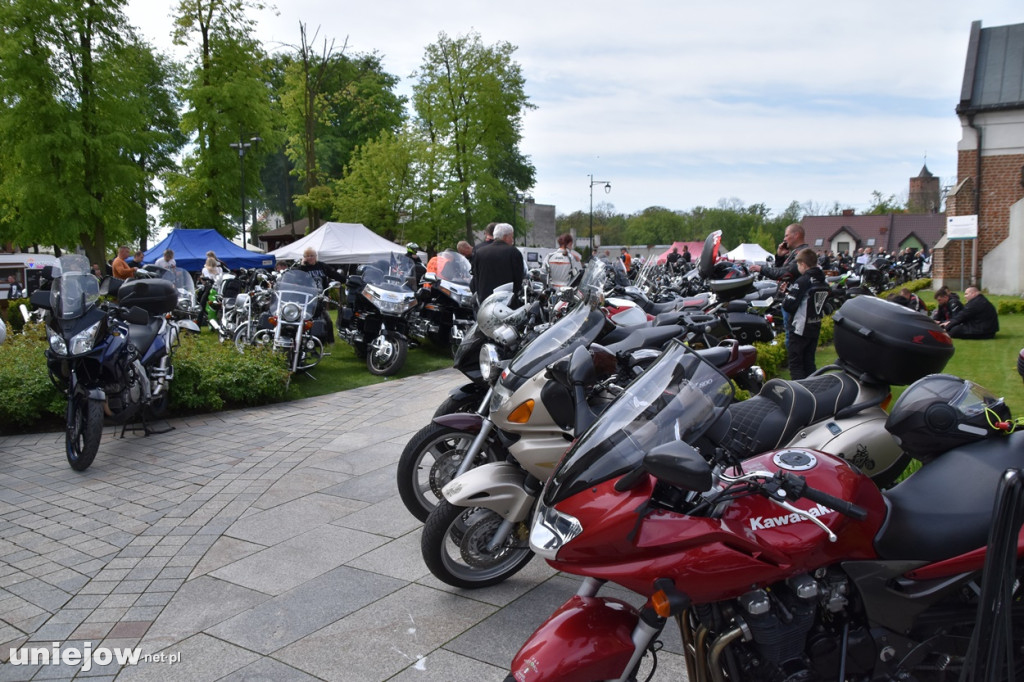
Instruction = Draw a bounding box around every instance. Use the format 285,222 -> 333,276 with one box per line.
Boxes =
798,482 -> 868,521
785,473 -> 868,521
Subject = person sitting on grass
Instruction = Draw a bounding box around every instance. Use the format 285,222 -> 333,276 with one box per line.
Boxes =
941,286 -> 999,339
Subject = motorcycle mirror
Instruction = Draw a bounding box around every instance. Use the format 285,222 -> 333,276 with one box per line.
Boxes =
29,289 -> 52,311
642,442 -> 712,492
423,272 -> 439,283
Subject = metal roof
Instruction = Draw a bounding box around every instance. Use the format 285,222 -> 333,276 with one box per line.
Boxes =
958,20 -> 1024,113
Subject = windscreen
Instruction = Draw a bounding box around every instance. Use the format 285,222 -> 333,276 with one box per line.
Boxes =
544,340 -> 734,505
51,254 -> 99,320
437,251 -> 472,285
504,302 -> 606,386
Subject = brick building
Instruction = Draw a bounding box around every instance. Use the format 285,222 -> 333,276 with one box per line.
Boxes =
935,20 -> 1024,295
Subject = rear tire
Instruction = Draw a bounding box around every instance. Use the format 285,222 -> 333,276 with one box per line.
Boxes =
421,500 -> 533,589
66,394 -> 103,471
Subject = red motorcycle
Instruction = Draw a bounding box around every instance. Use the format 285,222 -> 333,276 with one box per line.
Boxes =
508,365 -> 1020,682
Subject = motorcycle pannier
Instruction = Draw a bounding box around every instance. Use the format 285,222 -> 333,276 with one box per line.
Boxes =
832,296 -> 954,385
117,278 -> 177,316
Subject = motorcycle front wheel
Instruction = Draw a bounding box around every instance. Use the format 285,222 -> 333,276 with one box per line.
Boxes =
232,321 -> 259,352
367,334 -> 407,376
397,423 -> 507,521
66,394 -> 103,471
421,500 -> 533,589
297,335 -> 324,370
433,391 -> 484,418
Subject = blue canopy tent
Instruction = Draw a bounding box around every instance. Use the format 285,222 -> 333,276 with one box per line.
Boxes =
143,229 -> 275,272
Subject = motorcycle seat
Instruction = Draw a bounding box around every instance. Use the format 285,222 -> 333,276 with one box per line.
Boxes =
723,378 -> 818,457
875,432 -> 1023,562
648,299 -> 696,316
127,318 -> 163,355
603,325 -> 685,357
792,373 -> 861,423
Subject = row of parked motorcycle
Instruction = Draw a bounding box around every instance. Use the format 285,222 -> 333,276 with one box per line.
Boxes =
393,232 -> 1023,682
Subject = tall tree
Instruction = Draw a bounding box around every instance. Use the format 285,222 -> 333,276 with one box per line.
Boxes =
412,31 -> 536,243
162,0 -> 277,237
0,0 -> 175,266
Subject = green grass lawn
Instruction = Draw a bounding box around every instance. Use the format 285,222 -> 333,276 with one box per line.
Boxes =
812,293 -> 1024,415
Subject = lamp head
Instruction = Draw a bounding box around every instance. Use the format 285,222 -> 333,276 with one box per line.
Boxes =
604,182 -> 611,194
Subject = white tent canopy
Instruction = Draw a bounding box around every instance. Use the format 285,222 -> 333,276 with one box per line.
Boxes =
725,243 -> 774,264
267,222 -> 406,265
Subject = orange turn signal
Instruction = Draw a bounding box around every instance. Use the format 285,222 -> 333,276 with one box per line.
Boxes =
651,590 -> 672,618
268,315 -> 278,326
303,320 -> 313,331
507,399 -> 535,424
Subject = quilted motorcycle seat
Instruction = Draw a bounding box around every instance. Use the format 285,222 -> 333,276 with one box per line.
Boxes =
725,378 -> 818,457
875,431 -> 1023,562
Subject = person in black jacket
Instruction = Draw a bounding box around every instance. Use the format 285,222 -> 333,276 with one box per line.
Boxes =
471,222 -> 524,306
931,286 -> 963,323
782,249 -> 827,380
942,287 -> 999,339
751,223 -> 809,349
295,247 -> 346,343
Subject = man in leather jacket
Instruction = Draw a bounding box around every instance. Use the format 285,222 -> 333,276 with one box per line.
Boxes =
931,286 -> 963,323
942,287 -> 999,339
750,223 -> 809,349
295,248 -> 345,343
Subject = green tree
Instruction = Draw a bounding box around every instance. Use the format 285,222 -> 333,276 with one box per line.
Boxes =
412,31 -> 536,243
279,26 -> 405,231
0,0 -> 176,266
865,190 -> 906,215
625,206 -> 685,245
162,0 -> 277,236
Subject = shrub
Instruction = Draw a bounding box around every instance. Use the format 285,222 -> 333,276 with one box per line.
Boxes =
997,299 -> 1024,315
0,324 -> 64,430
877,278 -> 932,300
170,333 -> 290,412
754,335 -> 789,380
2,298 -> 30,334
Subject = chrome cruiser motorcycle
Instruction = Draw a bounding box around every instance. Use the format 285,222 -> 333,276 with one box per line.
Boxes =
37,255 -> 199,471
409,250 -> 476,355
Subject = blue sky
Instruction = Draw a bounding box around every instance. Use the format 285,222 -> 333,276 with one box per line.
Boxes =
126,0 -> 1023,219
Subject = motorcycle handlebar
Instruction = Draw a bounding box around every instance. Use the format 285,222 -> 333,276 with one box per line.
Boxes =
782,473 -> 868,521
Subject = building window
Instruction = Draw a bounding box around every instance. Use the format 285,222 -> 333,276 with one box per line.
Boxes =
867,238 -> 876,246
814,238 -> 824,246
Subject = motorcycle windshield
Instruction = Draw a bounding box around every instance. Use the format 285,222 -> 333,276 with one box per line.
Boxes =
274,269 -> 319,318
362,253 -> 417,291
436,251 -> 472,285
51,254 -> 99,321
504,302 -> 606,386
543,340 -> 734,506
159,267 -> 194,294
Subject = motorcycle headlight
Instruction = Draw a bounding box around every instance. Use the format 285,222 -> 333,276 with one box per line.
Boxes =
282,302 -> 302,323
530,501 -> 583,560
479,343 -> 502,383
489,378 -> 514,413
68,321 -> 102,355
49,332 -> 68,356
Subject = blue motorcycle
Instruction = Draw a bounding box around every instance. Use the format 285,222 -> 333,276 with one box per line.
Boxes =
36,254 -> 199,471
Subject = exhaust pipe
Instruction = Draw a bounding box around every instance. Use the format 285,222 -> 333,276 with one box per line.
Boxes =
208,319 -> 222,333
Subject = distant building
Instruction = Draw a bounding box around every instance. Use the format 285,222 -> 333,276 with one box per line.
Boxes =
801,212 -> 945,257
517,199 -> 557,248
936,20 -> 1024,295
908,165 -> 941,213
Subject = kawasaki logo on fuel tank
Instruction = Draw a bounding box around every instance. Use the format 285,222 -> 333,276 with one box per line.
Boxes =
749,503 -> 835,531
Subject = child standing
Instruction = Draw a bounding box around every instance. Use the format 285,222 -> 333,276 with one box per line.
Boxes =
782,248 -> 828,379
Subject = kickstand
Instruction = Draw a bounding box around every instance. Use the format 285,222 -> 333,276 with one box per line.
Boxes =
119,413 -> 175,438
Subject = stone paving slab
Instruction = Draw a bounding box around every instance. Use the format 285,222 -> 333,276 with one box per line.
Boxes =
0,368 -> 687,681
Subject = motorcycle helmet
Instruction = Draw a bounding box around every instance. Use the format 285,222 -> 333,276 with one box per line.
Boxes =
477,288 -> 527,345
712,261 -> 748,281
885,374 -> 1012,464
406,242 -> 419,253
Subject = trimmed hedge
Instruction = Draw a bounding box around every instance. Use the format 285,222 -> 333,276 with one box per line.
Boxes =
0,324 -> 64,429
0,324 -> 290,432
997,299 -> 1024,315
877,277 -> 932,300
169,333 -> 290,412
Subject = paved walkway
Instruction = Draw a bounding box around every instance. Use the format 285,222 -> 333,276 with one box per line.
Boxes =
0,369 -> 686,681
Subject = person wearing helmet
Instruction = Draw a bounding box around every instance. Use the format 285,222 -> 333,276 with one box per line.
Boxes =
406,243 -> 426,282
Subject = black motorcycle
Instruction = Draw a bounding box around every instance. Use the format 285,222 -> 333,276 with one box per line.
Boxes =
36,254 -> 199,471
338,254 -> 419,376
408,250 -> 475,356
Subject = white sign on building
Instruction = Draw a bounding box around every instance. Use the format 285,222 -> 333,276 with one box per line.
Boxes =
946,215 -> 978,240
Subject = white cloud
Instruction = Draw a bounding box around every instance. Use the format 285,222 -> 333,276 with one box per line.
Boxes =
125,0 -> 1021,216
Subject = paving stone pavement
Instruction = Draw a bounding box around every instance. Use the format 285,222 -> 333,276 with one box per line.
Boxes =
0,368 -> 686,681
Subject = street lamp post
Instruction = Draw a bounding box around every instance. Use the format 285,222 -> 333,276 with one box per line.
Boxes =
229,134 -> 262,247
588,174 -> 611,259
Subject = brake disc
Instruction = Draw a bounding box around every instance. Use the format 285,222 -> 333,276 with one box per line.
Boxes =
457,512 -> 527,568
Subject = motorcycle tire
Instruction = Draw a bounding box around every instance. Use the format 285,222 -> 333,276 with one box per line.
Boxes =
366,334 -> 407,376
397,423 -> 507,522
433,392 -> 483,418
66,394 -> 103,471
421,500 -> 533,589
232,321 -> 259,352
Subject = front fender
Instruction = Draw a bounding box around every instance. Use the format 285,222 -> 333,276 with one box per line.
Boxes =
433,411 -> 486,432
442,462 -> 532,521
509,596 -> 640,682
